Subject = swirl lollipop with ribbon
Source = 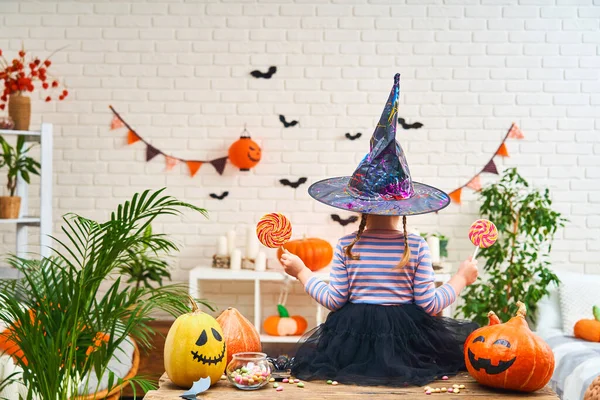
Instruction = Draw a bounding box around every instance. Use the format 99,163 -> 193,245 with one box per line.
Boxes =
469,219 -> 498,259
256,213 -> 292,250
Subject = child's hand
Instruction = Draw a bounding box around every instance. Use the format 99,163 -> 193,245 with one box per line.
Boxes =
457,257 -> 478,286
279,249 -> 308,278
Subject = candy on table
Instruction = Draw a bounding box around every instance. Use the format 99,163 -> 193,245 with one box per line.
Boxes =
423,386 -> 431,392
441,375 -> 449,380
269,378 -> 275,382
276,386 -> 283,392
327,380 -> 333,385
441,387 -> 447,392
459,384 -> 465,389
294,379 -> 300,383
297,382 -> 305,388
273,383 -> 279,388
425,390 -> 432,395
282,378 -> 289,383
455,389 -> 460,394
434,388 -> 441,393
221,374 -> 227,380
452,384 -> 459,388
331,381 -> 339,386
256,213 -> 292,248
468,219 -> 498,258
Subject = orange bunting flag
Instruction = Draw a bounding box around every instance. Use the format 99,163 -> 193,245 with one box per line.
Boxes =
507,123 -> 524,139
186,161 -> 203,177
127,130 -> 140,145
165,156 -> 178,171
110,115 -> 124,130
466,175 -> 482,192
449,189 -> 462,204
496,143 -> 509,158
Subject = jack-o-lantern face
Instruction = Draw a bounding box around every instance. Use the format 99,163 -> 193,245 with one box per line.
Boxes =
467,335 -> 516,375
164,300 -> 228,389
191,327 -> 226,365
228,136 -> 261,171
464,302 -> 555,393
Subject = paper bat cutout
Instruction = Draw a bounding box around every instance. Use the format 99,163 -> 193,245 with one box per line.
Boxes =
345,132 -> 362,141
209,191 -> 229,200
331,214 -> 359,226
279,115 -> 298,128
279,177 -> 307,189
180,376 -> 211,399
250,66 -> 277,79
398,118 -> 423,130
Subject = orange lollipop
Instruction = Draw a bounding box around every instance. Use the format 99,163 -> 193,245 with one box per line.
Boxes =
256,213 -> 292,248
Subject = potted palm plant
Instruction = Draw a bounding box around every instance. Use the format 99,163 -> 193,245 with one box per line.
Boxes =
0,135 -> 40,219
0,189 -> 211,399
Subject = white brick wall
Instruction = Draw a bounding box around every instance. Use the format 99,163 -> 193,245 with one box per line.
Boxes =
0,0 -> 599,322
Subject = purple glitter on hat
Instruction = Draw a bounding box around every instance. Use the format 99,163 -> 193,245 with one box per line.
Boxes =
347,73 -> 414,201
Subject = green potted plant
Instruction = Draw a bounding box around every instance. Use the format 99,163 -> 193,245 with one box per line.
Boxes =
456,168 -> 567,327
119,224 -> 172,290
0,135 -> 40,219
0,189 -> 211,399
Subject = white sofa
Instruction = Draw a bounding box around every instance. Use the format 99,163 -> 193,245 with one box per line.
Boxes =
535,271 -> 600,400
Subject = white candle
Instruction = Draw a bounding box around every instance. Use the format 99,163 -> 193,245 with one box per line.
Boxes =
227,230 -> 236,256
230,249 -> 242,271
427,236 -> 440,264
245,225 -> 260,260
216,236 -> 227,256
254,252 -> 266,272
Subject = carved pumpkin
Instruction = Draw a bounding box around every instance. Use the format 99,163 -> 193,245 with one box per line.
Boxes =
464,301 -> 555,392
277,237 -> 333,272
216,307 -> 262,366
164,297 -> 227,388
228,134 -> 261,171
263,305 -> 307,336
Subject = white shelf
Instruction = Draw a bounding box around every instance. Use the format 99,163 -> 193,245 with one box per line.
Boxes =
0,129 -> 41,136
0,216 -> 40,226
260,334 -> 301,344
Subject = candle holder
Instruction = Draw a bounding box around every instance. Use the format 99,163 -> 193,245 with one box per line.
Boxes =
212,254 -> 230,269
242,257 -> 255,270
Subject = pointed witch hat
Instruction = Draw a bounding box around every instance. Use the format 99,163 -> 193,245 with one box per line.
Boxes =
308,74 -> 450,216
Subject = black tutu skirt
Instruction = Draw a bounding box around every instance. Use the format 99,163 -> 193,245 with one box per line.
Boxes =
291,302 -> 478,387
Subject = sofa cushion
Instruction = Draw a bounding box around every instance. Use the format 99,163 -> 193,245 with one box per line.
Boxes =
558,272 -> 600,336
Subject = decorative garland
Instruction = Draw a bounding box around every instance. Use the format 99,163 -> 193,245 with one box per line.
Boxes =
448,123 -> 524,204
109,105 -> 228,176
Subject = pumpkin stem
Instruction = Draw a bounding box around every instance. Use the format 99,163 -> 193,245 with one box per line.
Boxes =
516,301 -> 527,318
187,294 -> 199,312
487,311 -> 501,325
277,304 -> 290,318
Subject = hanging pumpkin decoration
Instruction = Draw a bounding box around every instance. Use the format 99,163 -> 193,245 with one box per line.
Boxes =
164,296 -> 227,388
464,301 -> 555,392
277,237 -> 333,272
216,307 -> 262,366
263,305 -> 307,336
228,127 -> 261,171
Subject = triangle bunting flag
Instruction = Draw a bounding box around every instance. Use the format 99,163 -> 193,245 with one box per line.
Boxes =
165,156 -> 178,171
187,161 -> 203,177
146,145 -> 161,162
210,157 -> 228,175
110,115 -> 124,130
496,143 -> 509,158
507,123 -> 524,139
466,175 -> 482,192
449,189 -> 462,204
482,159 -> 499,175
127,130 -> 140,145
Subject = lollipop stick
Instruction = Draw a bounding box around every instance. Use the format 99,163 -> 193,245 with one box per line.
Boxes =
472,246 -> 479,260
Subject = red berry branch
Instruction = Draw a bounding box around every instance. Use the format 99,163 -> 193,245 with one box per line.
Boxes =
0,46 -> 68,110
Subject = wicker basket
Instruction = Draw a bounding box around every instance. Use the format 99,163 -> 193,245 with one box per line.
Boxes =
8,94 -> 31,131
0,196 -> 21,219
212,254 -> 230,269
585,375 -> 600,400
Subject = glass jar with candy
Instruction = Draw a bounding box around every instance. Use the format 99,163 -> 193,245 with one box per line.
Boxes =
226,352 -> 272,390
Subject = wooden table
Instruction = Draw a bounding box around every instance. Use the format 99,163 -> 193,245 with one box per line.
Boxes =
144,372 -> 559,399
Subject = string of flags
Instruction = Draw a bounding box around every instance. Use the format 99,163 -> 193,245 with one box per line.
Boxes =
109,106 -> 228,176
448,123 -> 525,204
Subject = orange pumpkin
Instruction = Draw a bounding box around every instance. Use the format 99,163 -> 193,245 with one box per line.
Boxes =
574,319 -> 600,342
0,330 -> 25,365
464,301 -> 554,392
216,307 -> 262,366
277,237 -> 333,272
263,305 -> 307,336
228,134 -> 261,171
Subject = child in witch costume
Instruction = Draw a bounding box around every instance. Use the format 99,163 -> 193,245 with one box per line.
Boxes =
280,74 -> 479,387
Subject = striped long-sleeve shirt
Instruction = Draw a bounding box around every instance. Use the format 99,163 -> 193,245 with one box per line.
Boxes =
304,230 -> 456,316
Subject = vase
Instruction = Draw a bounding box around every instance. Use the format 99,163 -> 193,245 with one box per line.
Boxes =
0,196 -> 21,219
8,93 -> 31,131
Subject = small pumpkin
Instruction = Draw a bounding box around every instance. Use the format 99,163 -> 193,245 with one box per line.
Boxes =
277,237 -> 333,272
216,307 -> 262,366
263,305 -> 307,336
464,301 -> 555,392
164,297 -> 227,388
574,305 -> 600,342
228,133 -> 261,171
